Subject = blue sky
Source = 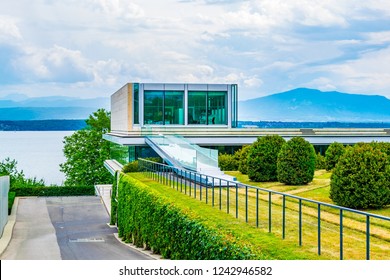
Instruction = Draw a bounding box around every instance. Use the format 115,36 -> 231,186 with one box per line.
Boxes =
1,0 -> 390,100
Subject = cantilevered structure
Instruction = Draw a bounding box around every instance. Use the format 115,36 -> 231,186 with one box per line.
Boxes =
104,82 -> 390,176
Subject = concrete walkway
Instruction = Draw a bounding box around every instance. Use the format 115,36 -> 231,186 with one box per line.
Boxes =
0,197 -> 61,259
0,189 -> 160,260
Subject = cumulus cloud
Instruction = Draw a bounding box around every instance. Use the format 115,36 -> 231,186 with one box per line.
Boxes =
0,16 -> 22,41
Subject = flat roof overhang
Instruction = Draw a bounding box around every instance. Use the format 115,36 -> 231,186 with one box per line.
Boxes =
104,128 -> 390,146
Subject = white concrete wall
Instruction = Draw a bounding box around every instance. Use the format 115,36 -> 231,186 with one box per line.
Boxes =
0,176 -> 10,238
111,84 -> 131,132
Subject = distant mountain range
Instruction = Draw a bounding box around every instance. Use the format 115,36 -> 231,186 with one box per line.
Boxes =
239,88 -> 390,122
2,88 -> 390,122
0,94 -> 109,120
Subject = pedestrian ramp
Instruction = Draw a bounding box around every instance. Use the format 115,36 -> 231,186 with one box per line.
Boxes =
145,135 -> 237,182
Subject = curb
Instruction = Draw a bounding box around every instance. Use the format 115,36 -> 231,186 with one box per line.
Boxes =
113,233 -> 163,260
0,197 -> 19,257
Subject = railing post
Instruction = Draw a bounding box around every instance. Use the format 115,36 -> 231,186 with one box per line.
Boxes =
245,185 -> 248,223
318,204 -> 321,255
256,189 -> 259,228
219,179 -> 222,210
282,195 -> 286,239
235,183 -> 239,219
268,192 -> 272,233
212,177 -> 215,207
340,209 -> 343,260
227,181 -> 230,214
366,216 -> 370,260
299,199 -> 302,246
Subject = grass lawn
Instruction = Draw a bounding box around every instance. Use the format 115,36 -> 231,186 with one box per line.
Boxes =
135,170 -> 390,259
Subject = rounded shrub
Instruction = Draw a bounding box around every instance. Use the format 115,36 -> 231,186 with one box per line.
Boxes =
247,135 -> 286,182
325,142 -> 345,171
238,145 -> 250,175
122,161 -> 139,173
330,144 -> 390,209
277,137 -> 316,185
218,153 -> 238,171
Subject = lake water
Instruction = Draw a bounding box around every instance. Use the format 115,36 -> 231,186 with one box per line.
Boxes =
0,131 -> 74,185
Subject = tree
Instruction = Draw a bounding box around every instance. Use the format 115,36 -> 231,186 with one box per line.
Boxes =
0,157 -> 45,187
247,135 -> 286,182
330,144 -> 390,209
60,109 -> 112,186
325,142 -> 345,171
277,137 -> 316,185
315,152 -> 326,170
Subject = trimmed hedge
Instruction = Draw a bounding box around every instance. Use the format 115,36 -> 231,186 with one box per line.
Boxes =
330,143 -> 390,209
8,191 -> 16,215
277,137 -> 316,185
247,135 -> 286,182
10,186 -> 95,197
117,174 -> 259,260
315,152 -> 326,170
122,161 -> 139,173
110,171 -> 119,225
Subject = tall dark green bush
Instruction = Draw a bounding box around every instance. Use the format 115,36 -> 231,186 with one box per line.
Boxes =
246,135 -> 286,182
218,153 -> 238,171
238,145 -> 250,175
330,144 -> 390,209
110,171 -> 119,225
277,137 -> 316,185
325,142 -> 345,171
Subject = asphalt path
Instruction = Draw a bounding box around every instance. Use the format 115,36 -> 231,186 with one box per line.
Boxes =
1,196 -> 154,260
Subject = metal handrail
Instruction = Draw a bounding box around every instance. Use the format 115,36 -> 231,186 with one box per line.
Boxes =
137,158 -> 390,260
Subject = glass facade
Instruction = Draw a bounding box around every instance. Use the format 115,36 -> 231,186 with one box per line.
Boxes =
143,90 -> 184,125
133,83 -> 139,124
188,91 -> 227,125
231,84 -> 238,128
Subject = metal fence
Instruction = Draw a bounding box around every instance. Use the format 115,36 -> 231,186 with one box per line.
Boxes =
138,158 -> 390,260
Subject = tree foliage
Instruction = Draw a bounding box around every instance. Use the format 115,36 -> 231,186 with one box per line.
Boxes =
277,137 -> 316,185
315,152 -> 326,170
325,142 -> 345,171
218,153 -> 238,171
247,135 -> 286,182
330,143 -> 390,209
60,109 -> 112,186
0,157 -> 45,187
238,145 -> 250,175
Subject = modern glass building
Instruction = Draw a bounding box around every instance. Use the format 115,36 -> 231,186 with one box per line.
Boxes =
111,83 -> 238,133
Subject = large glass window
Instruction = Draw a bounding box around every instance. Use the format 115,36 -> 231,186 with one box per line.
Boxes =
143,90 -> 184,125
144,91 -> 164,124
208,91 -> 227,125
188,91 -> 207,124
165,91 -> 184,125
188,91 -> 227,125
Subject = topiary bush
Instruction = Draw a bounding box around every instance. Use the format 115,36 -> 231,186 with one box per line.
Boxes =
277,137 -> 316,185
325,142 -> 345,171
238,145 -> 250,175
247,135 -> 286,182
330,143 -> 390,209
122,161 -> 139,173
218,153 -> 238,171
315,152 -> 326,170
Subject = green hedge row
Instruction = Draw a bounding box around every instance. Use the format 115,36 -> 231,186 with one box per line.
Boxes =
117,174 -> 259,260
110,171 -> 119,225
8,191 -> 16,215
10,186 -> 95,197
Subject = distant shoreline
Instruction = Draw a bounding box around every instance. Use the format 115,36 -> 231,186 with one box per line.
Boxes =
0,120 -> 87,131
2,119 -> 390,131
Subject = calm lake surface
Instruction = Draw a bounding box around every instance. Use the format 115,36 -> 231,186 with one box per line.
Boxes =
0,131 -> 74,185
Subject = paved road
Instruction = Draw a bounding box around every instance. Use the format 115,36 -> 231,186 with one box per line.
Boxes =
1,196 -> 153,260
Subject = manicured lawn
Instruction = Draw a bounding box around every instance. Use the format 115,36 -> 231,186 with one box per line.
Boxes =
134,170 -> 390,259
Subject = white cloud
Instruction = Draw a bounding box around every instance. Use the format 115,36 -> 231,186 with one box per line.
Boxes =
0,16 -> 22,41
96,0 -> 144,19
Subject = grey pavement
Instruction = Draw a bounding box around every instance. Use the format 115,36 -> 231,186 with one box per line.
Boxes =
0,193 -> 157,260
